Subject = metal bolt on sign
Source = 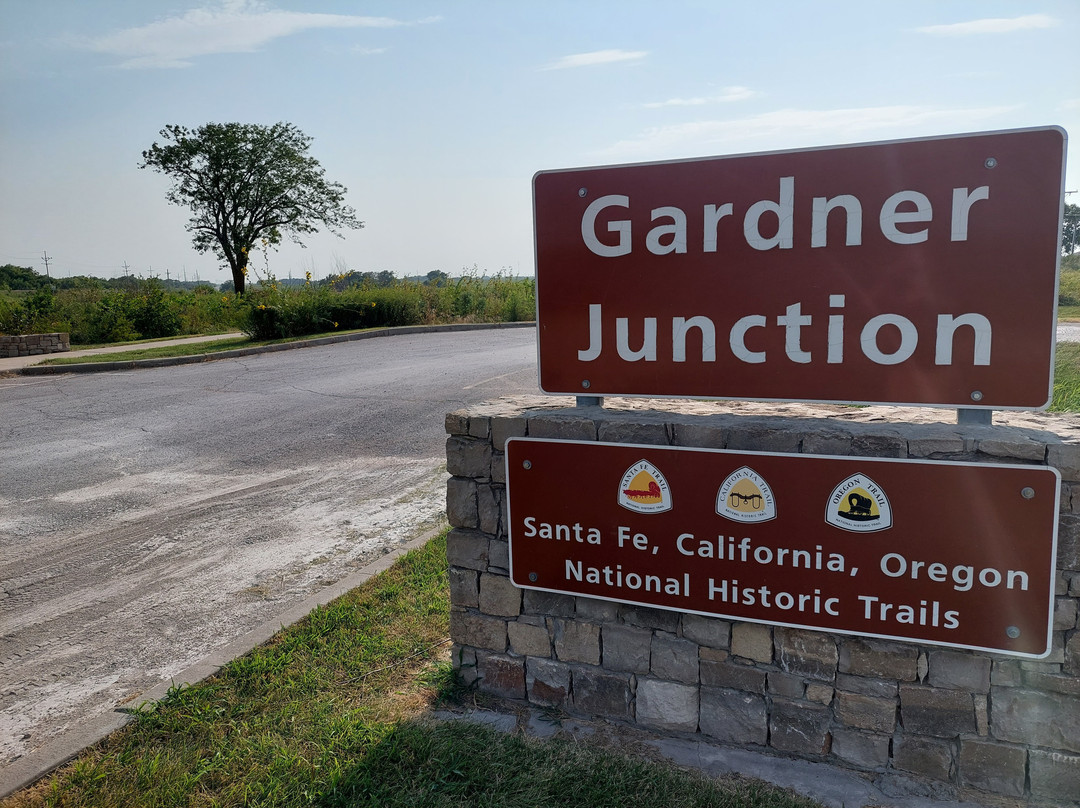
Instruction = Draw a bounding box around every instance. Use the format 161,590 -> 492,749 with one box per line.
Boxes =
1022,487 -> 1036,499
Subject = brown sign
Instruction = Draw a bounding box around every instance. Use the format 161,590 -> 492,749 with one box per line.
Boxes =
506,439 -> 1059,657
533,127 -> 1066,408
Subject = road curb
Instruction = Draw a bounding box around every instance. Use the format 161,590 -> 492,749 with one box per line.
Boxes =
0,525 -> 447,799
19,321 -> 536,375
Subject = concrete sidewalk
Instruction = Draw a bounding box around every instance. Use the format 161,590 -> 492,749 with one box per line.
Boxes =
0,332 -> 244,374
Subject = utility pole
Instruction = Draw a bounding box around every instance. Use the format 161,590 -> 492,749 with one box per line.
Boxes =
121,260 -> 131,276
41,250 -> 52,278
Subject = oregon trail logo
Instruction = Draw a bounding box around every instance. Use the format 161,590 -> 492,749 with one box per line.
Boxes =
716,466 -> 776,523
825,473 -> 892,532
618,460 -> 672,514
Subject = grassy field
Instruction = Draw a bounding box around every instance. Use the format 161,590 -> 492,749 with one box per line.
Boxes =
4,534 -> 821,808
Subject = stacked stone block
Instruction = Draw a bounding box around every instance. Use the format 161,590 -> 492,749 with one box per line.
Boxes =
0,332 -> 70,357
446,401 -> 1080,806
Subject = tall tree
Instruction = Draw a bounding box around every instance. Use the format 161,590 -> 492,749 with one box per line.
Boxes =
140,122 -> 362,294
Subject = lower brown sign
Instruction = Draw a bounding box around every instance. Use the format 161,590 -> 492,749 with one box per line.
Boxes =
506,439 -> 1059,658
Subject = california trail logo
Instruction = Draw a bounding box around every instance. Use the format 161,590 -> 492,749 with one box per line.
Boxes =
826,473 -> 893,532
716,466 -> 776,523
618,460 -> 672,513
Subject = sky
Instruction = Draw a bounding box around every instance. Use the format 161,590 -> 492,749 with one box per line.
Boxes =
1,0 -> 1078,285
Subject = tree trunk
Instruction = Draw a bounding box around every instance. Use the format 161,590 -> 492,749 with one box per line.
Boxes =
231,264 -> 246,295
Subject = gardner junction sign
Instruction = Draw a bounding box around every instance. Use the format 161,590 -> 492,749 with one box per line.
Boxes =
533,127 -> 1067,409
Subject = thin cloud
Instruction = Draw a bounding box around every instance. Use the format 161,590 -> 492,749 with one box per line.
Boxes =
541,49 -> 647,71
643,86 -> 757,109
914,14 -> 1057,36
80,0 -> 434,69
600,105 -> 1019,160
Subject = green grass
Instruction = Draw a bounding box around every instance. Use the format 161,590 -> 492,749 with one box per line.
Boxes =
1052,342 -> 1080,412
4,533 -> 821,808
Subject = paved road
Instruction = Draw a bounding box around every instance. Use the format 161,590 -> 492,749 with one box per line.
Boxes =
0,327 -> 537,777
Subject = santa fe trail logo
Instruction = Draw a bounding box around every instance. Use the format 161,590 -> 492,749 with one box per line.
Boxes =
716,466 -> 776,523
618,460 -> 672,514
825,473 -> 892,532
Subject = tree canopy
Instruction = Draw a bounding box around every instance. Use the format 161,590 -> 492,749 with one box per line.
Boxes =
140,122 -> 362,294
1064,202 -> 1079,255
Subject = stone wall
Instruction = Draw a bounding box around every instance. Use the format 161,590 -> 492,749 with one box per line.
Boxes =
0,333 -> 70,358
445,398 -> 1080,807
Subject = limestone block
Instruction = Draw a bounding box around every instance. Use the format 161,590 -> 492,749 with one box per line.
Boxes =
769,697 -> 831,755
1057,514 -> 1080,570
446,436 -> 493,479
477,484 -> 501,536
850,433 -> 907,458
681,614 -> 730,649
926,650 -> 991,693
490,415 -> 528,451
957,739 -> 1025,797
601,624 -> 651,674
899,684 -> 976,738
597,420 -> 669,445
523,589 -> 575,617
490,452 -> 506,484
452,645 -> 479,686
467,415 -> 490,440
1048,443 -> 1080,482
830,729 -> 890,770
726,426 -> 801,453
508,619 -> 551,657
479,573 -> 522,617
801,432 -> 853,455
446,528 -> 489,571
978,437 -> 1046,462
620,604 -> 680,633
730,622 -> 773,663
448,568 -> 479,608
766,671 -> 804,699
449,610 -> 507,652
991,686 -> 1080,753
1028,749 -> 1080,803
526,657 -> 570,707
699,686 -> 767,745
445,410 -> 470,436
477,651 -> 526,699
834,691 -> 897,734
990,659 -> 1023,688
840,637 -> 918,680
528,416 -> 596,441
805,682 -> 834,705
446,477 -> 478,529
650,633 -> 699,683
637,678 -> 699,732
575,597 -> 618,622
893,734 -> 954,782
553,618 -> 600,665
699,649 -> 766,694
907,435 -> 967,458
834,674 -> 897,698
774,627 -> 838,681
1067,630 -> 1080,676
572,667 -> 632,720
669,421 -> 728,448
488,537 -> 509,573
1054,595 -> 1079,630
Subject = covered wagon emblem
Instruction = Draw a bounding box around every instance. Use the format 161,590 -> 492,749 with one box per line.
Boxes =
617,459 -> 672,514
825,473 -> 892,532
